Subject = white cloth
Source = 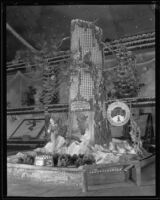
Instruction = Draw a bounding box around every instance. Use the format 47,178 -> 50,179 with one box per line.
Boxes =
93,151 -> 120,164
80,129 -> 91,142
67,129 -> 92,155
67,141 -> 81,155
43,136 -> 66,154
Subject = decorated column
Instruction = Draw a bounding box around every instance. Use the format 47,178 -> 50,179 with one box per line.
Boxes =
69,19 -> 111,146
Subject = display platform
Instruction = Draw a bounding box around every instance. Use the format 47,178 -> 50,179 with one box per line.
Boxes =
7,154 -> 155,192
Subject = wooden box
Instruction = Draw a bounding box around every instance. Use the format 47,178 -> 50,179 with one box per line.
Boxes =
8,155 -> 143,193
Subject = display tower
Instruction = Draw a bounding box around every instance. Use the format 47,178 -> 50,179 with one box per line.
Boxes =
68,19 -> 111,146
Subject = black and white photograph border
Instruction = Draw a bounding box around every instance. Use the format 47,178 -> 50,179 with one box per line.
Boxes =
1,1 -> 159,198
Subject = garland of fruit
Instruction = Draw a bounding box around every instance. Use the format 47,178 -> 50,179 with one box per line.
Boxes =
41,61 -> 58,106
129,117 -> 143,156
114,46 -> 139,98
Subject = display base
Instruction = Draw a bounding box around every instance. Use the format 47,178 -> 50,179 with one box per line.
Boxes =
140,154 -> 155,167
7,154 -> 155,192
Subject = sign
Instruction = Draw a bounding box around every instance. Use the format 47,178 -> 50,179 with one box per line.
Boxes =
34,155 -> 53,167
107,101 -> 130,126
9,119 -> 45,139
71,101 -> 90,111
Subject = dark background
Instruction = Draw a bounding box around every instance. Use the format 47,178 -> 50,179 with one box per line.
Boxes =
6,5 -> 155,61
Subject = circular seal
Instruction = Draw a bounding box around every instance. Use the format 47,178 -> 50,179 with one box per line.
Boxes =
106,101 -> 130,126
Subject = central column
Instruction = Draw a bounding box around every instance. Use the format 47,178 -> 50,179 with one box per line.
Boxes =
69,19 -> 111,146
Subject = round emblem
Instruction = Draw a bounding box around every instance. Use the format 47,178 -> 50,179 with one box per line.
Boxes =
106,101 -> 130,126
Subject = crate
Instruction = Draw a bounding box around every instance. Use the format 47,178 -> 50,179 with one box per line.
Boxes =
7,155 -> 142,192
81,161 -> 141,192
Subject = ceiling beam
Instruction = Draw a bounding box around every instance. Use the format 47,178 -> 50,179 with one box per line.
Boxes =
6,23 -> 39,54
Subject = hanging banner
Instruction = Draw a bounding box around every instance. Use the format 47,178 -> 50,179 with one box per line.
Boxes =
71,101 -> 90,111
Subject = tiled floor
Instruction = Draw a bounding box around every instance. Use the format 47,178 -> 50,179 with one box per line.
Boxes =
7,162 -> 155,197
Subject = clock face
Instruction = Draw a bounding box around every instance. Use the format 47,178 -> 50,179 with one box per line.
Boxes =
107,102 -> 130,126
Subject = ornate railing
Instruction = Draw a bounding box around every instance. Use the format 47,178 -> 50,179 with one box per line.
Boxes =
7,104 -> 69,115
7,32 -> 155,72
7,97 -> 155,115
105,97 -> 155,107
